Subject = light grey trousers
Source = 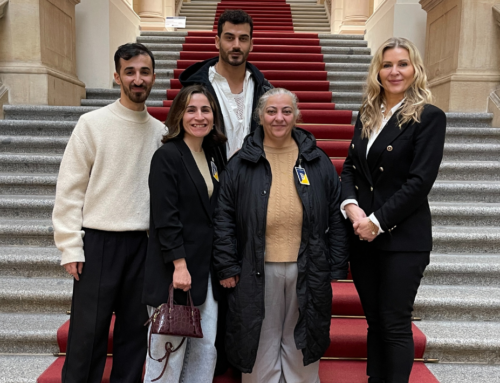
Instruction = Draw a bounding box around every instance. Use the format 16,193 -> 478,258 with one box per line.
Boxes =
242,262 -> 320,383
143,276 -> 218,383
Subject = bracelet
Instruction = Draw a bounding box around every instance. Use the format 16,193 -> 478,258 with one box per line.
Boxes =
368,220 -> 379,236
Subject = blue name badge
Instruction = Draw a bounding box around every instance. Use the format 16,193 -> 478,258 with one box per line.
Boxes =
295,166 -> 310,185
211,160 -> 219,182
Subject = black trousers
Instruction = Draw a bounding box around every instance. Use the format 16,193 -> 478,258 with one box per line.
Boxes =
349,249 -> 429,383
62,228 -> 149,383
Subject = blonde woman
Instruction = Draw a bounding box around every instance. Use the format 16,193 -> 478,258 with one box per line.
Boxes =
340,37 -> 446,383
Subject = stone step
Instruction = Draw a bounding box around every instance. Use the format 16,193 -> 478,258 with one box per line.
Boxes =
445,126 -> 500,143
3,105 -> 96,121
428,363 -> 500,383
430,202 -> 500,227
332,103 -> 362,112
0,153 -> 62,173
148,50 -> 372,61
0,246 -> 64,278
294,27 -> 332,32
424,253 -> 500,286
0,120 -> 75,137
446,113 -> 492,127
0,173 -> 57,195
432,226 -> 500,253
331,91 -> 363,103
152,50 -> 374,63
136,36 -> 368,47
140,31 -> 364,40
0,312 -> 66,353
437,161 -> 500,181
416,320 -> 500,364
0,136 -> 68,154
0,195 -> 55,219
0,219 -> 55,247
153,59 -> 370,72
0,355 -> 58,383
414,284 -> 500,321
443,143 -> 500,161
0,276 -> 72,312
430,180 -> 500,203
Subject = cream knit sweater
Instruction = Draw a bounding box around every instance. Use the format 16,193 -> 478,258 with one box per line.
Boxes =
52,100 -> 165,265
264,143 -> 303,263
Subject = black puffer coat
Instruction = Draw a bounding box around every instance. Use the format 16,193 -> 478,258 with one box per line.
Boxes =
212,126 -> 349,373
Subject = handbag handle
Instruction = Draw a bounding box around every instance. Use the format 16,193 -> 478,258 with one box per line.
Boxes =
168,283 -> 195,311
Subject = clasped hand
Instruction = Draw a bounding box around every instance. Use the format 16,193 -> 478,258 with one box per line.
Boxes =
344,204 -> 377,242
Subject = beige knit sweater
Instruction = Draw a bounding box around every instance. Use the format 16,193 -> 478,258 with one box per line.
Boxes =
264,143 -> 303,263
52,100 -> 165,265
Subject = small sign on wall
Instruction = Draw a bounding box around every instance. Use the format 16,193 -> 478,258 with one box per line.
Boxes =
165,17 -> 186,28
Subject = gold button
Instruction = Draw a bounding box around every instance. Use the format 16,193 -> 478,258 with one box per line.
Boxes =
352,144 -> 355,149
353,165 -> 356,170
370,187 -> 373,191
379,167 -> 384,172
355,185 -> 359,190
387,145 -> 393,151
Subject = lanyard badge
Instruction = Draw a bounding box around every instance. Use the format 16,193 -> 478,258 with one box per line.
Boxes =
295,165 -> 310,186
211,158 -> 219,182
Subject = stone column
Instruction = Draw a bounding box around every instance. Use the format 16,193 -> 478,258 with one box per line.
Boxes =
0,0 -> 85,107
420,0 -> 500,112
76,0 -> 140,89
339,0 -> 370,35
330,0 -> 345,34
136,0 -> 167,31
365,0 -> 427,59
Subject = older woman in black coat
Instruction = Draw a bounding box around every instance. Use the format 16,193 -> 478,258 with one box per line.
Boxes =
213,88 -> 349,382
341,37 -> 446,383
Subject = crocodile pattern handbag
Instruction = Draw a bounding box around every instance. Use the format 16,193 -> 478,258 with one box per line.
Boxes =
145,283 -> 203,381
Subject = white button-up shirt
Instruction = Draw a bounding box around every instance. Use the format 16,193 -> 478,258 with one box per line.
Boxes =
209,66 -> 255,158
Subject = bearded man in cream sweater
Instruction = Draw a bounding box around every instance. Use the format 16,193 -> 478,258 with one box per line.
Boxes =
52,43 -> 165,383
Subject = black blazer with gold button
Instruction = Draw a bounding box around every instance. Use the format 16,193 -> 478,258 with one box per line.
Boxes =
340,104 -> 446,252
143,138 -> 225,307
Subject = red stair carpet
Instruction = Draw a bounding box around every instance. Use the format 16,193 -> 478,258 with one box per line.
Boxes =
37,2 -> 440,382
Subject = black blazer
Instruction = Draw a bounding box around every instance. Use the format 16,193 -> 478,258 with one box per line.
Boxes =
340,104 -> 446,252
143,138 -> 225,307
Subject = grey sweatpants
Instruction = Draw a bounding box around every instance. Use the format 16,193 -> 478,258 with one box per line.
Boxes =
242,262 -> 320,383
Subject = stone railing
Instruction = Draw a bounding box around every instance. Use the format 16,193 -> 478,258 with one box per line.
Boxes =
325,0 -> 332,22
176,0 -> 183,16
0,0 -> 8,19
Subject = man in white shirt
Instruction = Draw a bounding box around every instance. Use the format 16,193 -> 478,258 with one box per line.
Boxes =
179,10 -> 273,159
52,43 -> 165,383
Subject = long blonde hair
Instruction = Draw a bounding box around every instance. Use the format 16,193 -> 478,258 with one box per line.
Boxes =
360,37 -> 432,138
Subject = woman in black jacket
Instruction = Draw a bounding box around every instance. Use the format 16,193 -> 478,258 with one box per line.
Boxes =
213,88 -> 349,382
142,85 -> 226,383
340,37 -> 446,383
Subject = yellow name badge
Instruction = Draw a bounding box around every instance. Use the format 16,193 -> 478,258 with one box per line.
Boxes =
295,166 -> 310,185
211,159 -> 219,182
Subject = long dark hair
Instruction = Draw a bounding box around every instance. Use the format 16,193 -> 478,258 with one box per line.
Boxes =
162,85 -> 227,146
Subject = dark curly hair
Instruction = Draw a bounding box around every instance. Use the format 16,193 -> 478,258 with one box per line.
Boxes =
217,10 -> 254,38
